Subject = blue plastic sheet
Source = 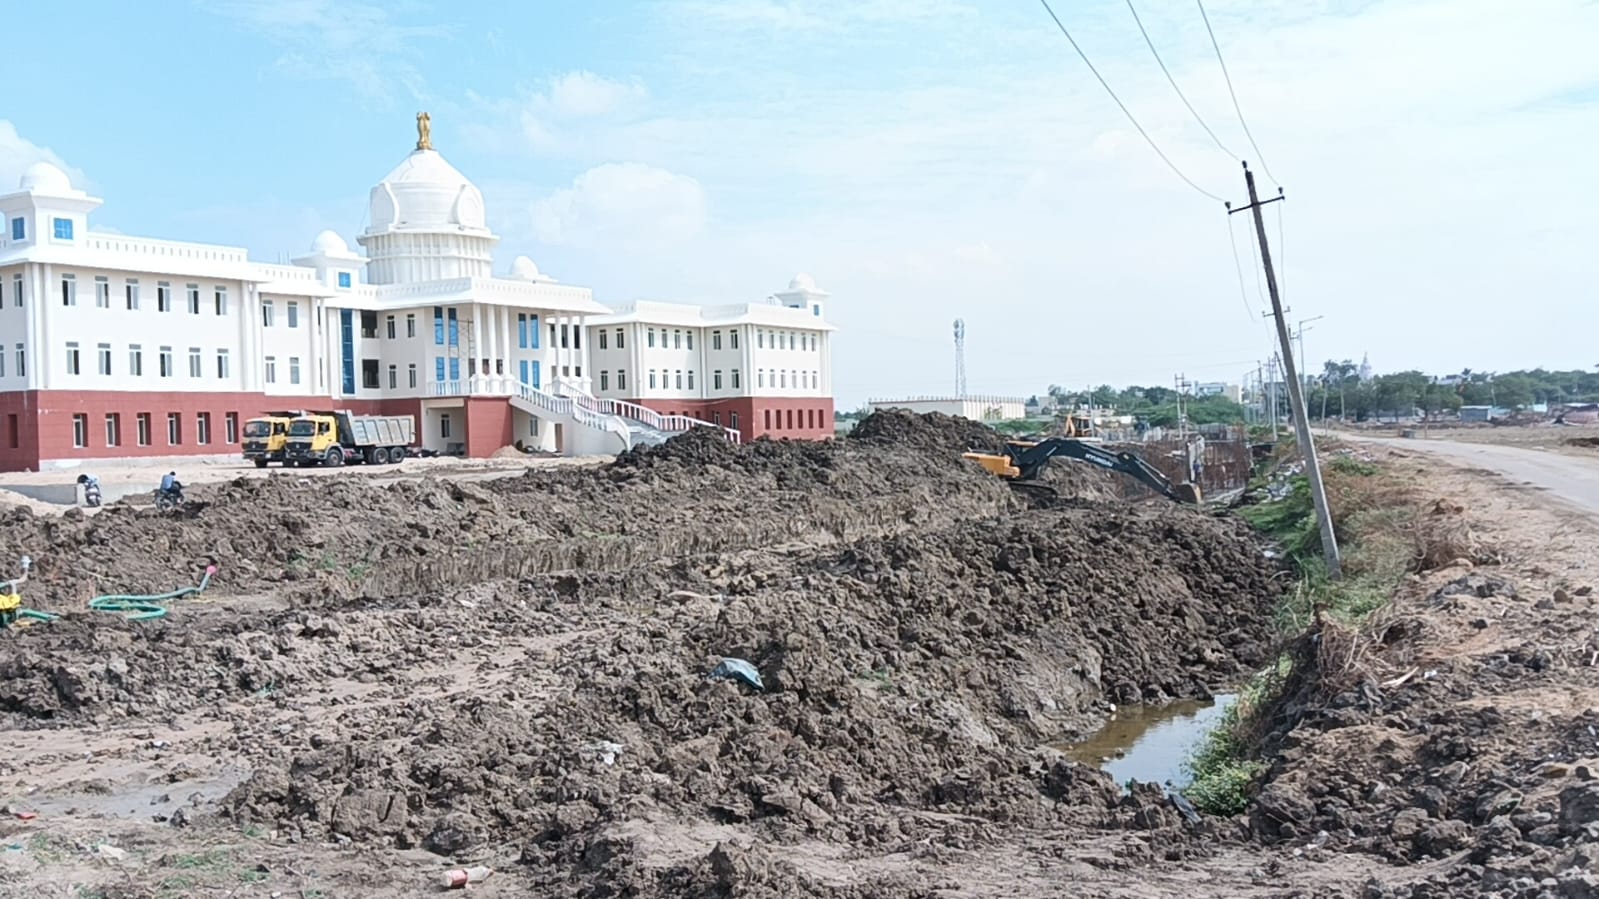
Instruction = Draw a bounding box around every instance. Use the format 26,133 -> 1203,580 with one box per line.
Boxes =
709,657 -> 764,691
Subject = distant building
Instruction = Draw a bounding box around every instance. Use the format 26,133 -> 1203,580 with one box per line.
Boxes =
1359,353 -> 1374,382
0,115 -> 835,469
1193,381 -> 1243,403
867,395 -> 1026,422
1559,404 -> 1599,424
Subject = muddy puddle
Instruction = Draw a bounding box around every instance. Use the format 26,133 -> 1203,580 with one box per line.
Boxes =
1062,694 -> 1236,788
22,766 -> 247,821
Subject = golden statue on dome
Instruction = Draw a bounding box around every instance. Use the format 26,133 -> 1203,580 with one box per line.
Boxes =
416,112 -> 433,151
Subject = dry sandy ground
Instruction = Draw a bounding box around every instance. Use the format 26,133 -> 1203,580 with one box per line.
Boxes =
0,453 -> 609,515
1330,421 -> 1599,456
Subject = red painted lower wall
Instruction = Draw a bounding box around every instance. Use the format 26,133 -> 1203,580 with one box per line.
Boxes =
0,388 -> 837,471
462,397 -> 513,457
0,389 -> 423,472
627,397 -> 835,443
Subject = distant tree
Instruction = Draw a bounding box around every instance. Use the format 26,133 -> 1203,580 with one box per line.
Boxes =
1493,373 -> 1536,410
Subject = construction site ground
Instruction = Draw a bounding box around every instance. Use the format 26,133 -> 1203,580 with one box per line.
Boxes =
1332,421 -> 1599,456
1,412 -> 1596,897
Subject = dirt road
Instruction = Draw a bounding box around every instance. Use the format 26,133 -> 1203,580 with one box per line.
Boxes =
1345,433 -> 1599,517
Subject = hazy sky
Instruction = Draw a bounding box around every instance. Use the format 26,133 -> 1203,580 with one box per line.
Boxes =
3,0 -> 1595,407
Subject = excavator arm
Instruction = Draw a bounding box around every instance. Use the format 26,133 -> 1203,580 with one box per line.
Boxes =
965,438 -> 1202,504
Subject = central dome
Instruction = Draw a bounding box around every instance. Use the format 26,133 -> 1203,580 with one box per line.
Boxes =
365,149 -> 489,235
19,162 -> 74,194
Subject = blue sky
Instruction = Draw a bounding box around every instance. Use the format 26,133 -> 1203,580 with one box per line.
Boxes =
4,0 -> 1597,406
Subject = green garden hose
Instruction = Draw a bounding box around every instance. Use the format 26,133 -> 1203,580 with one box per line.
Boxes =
87,565 -> 218,621
0,608 -> 58,628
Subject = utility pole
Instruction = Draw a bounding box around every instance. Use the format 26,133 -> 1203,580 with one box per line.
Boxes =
1295,315 -> 1323,400
1230,163 -> 1342,578
1174,373 -> 1190,439
1266,355 -> 1279,438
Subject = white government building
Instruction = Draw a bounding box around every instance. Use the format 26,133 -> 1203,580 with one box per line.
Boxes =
0,114 -> 836,471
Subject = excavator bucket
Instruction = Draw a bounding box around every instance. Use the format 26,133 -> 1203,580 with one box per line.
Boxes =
1173,482 -> 1203,505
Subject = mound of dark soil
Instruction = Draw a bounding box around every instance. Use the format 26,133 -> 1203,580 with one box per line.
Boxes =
849,408 -> 1008,453
217,504 -> 1277,895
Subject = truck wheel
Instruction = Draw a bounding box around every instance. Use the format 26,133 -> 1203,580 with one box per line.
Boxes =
365,447 -> 382,465
388,447 -> 404,463
377,447 -> 394,464
325,448 -> 343,467
254,458 -> 268,469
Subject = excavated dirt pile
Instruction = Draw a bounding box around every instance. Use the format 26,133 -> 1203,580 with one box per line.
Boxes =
1,411 -> 1284,897
220,503 -> 1277,896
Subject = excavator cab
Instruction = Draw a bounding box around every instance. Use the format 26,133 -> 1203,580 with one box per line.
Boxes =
963,438 -> 1202,504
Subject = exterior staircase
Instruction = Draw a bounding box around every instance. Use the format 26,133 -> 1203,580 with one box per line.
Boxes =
510,382 -> 632,455
573,396 -> 742,446
509,383 -> 740,454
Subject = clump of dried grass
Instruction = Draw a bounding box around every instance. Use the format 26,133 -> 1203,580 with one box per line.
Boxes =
1405,498 -> 1503,571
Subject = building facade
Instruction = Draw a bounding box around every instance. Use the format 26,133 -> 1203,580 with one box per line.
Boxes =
585,276 -> 836,442
0,117 -> 835,471
866,395 -> 1027,422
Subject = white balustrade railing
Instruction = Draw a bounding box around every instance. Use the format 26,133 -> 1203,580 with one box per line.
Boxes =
427,378 -> 738,447
574,396 -> 741,444
427,376 -> 520,398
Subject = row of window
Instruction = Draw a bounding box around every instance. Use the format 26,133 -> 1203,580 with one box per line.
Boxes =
9,217 -> 76,241
56,343 -> 233,380
647,407 -> 827,433
592,367 -> 821,393
756,330 -> 815,352
49,275 -> 230,315
764,408 -> 828,432
9,216 -> 74,242
69,410 -> 241,450
759,370 -> 820,390
260,299 -> 302,329
614,327 -> 816,353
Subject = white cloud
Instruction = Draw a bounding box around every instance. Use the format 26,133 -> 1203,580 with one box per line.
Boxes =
486,0 -> 1599,405
531,163 -> 708,251
544,71 -> 648,119
459,71 -> 651,159
0,121 -> 84,192
198,0 -> 446,101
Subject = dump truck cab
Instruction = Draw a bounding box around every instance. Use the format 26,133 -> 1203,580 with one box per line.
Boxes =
241,411 -> 302,468
285,413 -> 343,467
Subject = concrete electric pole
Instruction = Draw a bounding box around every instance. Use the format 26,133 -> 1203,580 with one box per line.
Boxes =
1294,315 -> 1323,401
1230,163 -> 1342,579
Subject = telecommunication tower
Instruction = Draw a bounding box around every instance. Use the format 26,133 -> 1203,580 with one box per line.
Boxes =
953,319 -> 967,397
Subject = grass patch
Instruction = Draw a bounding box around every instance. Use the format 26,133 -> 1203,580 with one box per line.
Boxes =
1184,661 -> 1283,815
152,846 -> 263,897
1185,444 -> 1479,815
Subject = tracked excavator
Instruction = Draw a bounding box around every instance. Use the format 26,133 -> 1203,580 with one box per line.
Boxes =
963,439 -> 1202,504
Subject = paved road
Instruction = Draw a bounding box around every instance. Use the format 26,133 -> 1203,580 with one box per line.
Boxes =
1345,435 -> 1599,517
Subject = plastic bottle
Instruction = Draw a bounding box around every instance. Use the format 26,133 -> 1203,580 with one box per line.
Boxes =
439,865 -> 492,889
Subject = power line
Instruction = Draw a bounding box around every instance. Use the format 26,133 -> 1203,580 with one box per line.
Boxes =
1124,0 -> 1239,161
1225,214 -> 1259,323
1195,0 -> 1278,186
1275,200 -> 1286,298
1037,0 -> 1228,204
1243,201 -> 1269,308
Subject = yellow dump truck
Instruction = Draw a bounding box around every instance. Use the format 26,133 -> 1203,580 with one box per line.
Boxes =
284,411 -> 416,467
241,411 -> 304,468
